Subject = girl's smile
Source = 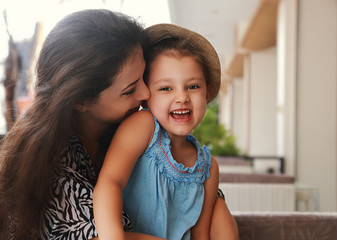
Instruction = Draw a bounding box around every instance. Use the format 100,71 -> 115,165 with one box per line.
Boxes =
170,109 -> 192,122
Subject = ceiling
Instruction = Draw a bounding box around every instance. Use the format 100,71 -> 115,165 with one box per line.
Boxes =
167,0 -> 261,65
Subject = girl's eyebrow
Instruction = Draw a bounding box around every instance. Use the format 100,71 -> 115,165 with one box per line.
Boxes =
122,79 -> 139,91
188,77 -> 205,81
151,78 -> 171,85
152,76 -> 205,84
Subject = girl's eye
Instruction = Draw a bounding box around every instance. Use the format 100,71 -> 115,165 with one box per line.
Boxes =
123,88 -> 136,96
159,87 -> 171,91
188,85 -> 199,90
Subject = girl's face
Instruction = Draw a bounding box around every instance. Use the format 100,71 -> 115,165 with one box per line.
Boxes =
84,46 -> 150,125
146,54 -> 210,139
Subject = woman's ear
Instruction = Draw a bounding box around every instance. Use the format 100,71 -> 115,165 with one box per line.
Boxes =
73,101 -> 88,112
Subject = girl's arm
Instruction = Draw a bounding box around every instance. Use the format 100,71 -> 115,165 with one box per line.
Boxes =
210,197 -> 239,240
190,156 -> 219,240
93,111 -> 155,240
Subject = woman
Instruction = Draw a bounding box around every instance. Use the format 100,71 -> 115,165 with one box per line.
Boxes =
0,9 -> 237,239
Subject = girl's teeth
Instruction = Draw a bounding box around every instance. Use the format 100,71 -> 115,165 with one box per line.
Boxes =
172,110 -> 190,114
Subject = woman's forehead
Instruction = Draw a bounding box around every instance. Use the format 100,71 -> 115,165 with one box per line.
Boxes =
113,46 -> 145,88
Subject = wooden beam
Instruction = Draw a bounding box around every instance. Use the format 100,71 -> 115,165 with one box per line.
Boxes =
226,0 -> 280,77
227,54 -> 245,78
241,0 -> 280,50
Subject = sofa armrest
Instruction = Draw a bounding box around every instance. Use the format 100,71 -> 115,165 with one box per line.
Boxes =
233,212 -> 337,240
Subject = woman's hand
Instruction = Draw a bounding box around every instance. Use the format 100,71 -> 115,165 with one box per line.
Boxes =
90,233 -> 166,240
125,232 -> 166,240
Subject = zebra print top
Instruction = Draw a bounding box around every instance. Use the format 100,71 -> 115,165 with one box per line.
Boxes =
42,134 -> 132,239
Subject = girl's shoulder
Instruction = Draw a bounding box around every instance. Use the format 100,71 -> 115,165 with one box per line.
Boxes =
113,109 -> 156,151
121,109 -> 154,128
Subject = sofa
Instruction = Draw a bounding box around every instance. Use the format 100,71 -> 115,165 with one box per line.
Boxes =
217,157 -> 337,239
233,211 -> 337,240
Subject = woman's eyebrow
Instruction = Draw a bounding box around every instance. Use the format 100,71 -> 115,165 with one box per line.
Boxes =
122,79 -> 139,91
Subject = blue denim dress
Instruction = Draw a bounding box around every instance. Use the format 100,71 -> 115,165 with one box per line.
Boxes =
123,114 -> 211,240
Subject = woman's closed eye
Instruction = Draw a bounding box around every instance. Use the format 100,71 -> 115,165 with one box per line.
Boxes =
122,87 -> 136,96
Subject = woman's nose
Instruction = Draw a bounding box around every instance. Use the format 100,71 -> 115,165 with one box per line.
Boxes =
137,80 -> 150,101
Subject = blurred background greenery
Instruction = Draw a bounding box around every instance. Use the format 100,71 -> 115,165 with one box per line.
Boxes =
193,103 -> 241,156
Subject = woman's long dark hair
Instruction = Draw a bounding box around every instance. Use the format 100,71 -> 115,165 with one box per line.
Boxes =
0,9 -> 146,238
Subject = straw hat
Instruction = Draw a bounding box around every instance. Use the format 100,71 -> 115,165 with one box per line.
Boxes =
145,23 -> 221,103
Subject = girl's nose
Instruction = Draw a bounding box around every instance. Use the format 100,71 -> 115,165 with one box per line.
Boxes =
137,80 -> 150,101
176,89 -> 190,103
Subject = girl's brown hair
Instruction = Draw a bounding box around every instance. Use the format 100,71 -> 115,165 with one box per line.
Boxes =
0,9 -> 146,238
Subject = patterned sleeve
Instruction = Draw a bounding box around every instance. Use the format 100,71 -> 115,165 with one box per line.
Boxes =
42,166 -> 133,239
217,188 -> 225,201
42,166 -> 98,239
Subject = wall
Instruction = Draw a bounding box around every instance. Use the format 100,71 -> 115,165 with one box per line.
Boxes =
232,80 -> 245,152
249,48 -> 278,156
277,0 -> 298,176
296,0 -> 337,211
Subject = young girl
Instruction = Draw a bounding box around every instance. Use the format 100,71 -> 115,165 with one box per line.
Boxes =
94,24 -> 227,240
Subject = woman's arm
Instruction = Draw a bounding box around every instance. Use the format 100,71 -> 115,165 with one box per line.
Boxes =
93,111 -> 155,240
190,156 -> 219,240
